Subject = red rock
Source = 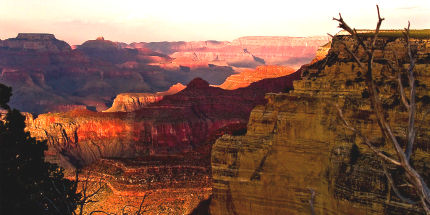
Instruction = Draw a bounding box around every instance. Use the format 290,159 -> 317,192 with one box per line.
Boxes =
26,71 -> 301,167
217,65 -> 296,90
0,35 -> 234,113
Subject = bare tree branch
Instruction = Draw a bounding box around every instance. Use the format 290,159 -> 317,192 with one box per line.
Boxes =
136,192 -> 150,215
403,22 -> 417,161
336,105 -> 401,166
308,188 -> 316,215
333,6 -> 430,214
88,211 -> 115,215
381,162 -> 417,204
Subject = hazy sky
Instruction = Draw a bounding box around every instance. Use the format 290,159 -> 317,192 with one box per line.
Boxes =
1,0 -> 429,45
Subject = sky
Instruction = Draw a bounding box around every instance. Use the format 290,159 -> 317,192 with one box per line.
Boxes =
0,0 -> 429,45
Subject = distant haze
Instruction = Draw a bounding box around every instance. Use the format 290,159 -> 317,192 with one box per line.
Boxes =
1,0 -> 429,45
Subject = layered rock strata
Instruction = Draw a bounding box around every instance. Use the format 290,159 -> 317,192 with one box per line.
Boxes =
73,155 -> 211,215
210,30 -> 430,214
26,72 -> 301,167
0,35 -> 235,113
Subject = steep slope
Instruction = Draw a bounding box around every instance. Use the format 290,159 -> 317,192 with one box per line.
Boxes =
210,31 -> 430,214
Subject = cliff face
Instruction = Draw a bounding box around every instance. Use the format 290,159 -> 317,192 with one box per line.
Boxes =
26,72 -> 301,167
217,65 -> 296,90
104,83 -> 186,112
210,32 -> 430,214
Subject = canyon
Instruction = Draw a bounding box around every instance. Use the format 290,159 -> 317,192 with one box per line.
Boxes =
23,67 -> 301,214
210,31 -> 430,214
9,30 -> 430,214
25,71 -> 301,167
0,34 -> 327,114
130,36 -> 330,69
105,65 -> 297,113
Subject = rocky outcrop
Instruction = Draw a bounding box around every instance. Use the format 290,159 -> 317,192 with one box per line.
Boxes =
26,71 -> 300,167
210,30 -> 430,214
217,65 -> 296,90
104,83 -> 186,112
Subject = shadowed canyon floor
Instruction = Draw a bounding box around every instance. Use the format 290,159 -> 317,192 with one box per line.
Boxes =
70,155 -> 212,215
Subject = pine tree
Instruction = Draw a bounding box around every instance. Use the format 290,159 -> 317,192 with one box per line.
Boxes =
0,83 -> 80,214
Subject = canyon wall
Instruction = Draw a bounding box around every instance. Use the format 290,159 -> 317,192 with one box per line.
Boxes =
210,31 -> 430,214
26,72 -> 301,167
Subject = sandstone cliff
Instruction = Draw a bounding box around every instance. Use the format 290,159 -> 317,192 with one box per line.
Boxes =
210,31 -> 430,214
104,83 -> 186,112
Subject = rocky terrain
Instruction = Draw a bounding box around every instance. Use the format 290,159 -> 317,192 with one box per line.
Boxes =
0,34 -> 328,114
72,156 -> 212,215
105,65 -> 297,113
0,34 -> 234,113
210,30 -> 430,214
21,69 -> 301,214
25,71 -> 301,168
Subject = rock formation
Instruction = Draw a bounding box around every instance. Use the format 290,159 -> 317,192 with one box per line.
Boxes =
26,71 -> 301,167
210,30 -> 430,214
217,65 -> 296,90
0,35 -> 235,113
0,33 -> 71,52
104,83 -> 186,112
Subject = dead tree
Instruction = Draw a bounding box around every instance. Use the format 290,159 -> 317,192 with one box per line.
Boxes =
71,170 -> 105,215
333,5 -> 430,214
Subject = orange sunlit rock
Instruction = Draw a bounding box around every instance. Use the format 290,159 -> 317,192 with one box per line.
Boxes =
217,65 -> 296,90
